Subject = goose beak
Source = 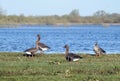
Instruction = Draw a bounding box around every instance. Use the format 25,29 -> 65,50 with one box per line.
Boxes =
64,45 -> 68,48
37,34 -> 40,37
63,45 -> 66,48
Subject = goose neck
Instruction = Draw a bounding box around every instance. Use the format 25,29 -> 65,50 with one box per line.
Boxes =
36,41 -> 39,50
65,47 -> 69,56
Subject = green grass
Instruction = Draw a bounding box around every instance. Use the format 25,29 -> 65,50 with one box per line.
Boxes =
0,52 -> 120,81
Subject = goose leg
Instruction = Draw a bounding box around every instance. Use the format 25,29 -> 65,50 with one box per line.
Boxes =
96,53 -> 99,57
31,52 -> 35,57
40,51 -> 44,55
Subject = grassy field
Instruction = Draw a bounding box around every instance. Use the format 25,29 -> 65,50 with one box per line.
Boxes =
0,52 -> 120,81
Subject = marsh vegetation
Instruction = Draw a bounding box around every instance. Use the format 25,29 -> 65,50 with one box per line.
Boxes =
0,9 -> 120,26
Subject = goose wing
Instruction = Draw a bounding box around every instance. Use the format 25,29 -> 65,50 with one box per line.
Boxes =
68,53 -> 82,58
66,53 -> 82,61
100,47 -> 106,53
38,42 -> 50,49
24,48 -> 37,52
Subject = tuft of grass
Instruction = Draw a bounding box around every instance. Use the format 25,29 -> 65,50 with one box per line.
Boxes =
0,52 -> 120,81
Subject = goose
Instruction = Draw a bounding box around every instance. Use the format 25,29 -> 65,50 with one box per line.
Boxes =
93,42 -> 106,56
64,44 -> 82,62
23,40 -> 39,57
37,34 -> 50,54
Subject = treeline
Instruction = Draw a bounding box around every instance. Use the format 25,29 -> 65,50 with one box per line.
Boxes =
0,9 -> 120,25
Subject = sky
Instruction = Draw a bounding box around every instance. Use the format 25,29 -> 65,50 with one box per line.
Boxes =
0,0 -> 120,16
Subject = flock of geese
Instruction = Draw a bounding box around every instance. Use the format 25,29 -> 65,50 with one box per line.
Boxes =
23,34 -> 106,62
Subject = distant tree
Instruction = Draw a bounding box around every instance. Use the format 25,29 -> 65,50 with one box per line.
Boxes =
93,10 -> 108,16
69,9 -> 80,17
68,9 -> 80,23
18,14 -> 25,23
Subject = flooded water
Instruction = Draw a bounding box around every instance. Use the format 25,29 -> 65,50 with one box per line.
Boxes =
0,24 -> 120,54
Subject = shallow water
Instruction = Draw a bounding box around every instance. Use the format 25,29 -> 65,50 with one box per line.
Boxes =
0,25 -> 120,54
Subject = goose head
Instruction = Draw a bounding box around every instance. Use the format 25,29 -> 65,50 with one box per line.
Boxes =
37,34 -> 40,41
37,34 -> 40,37
95,42 -> 98,46
64,44 -> 69,48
